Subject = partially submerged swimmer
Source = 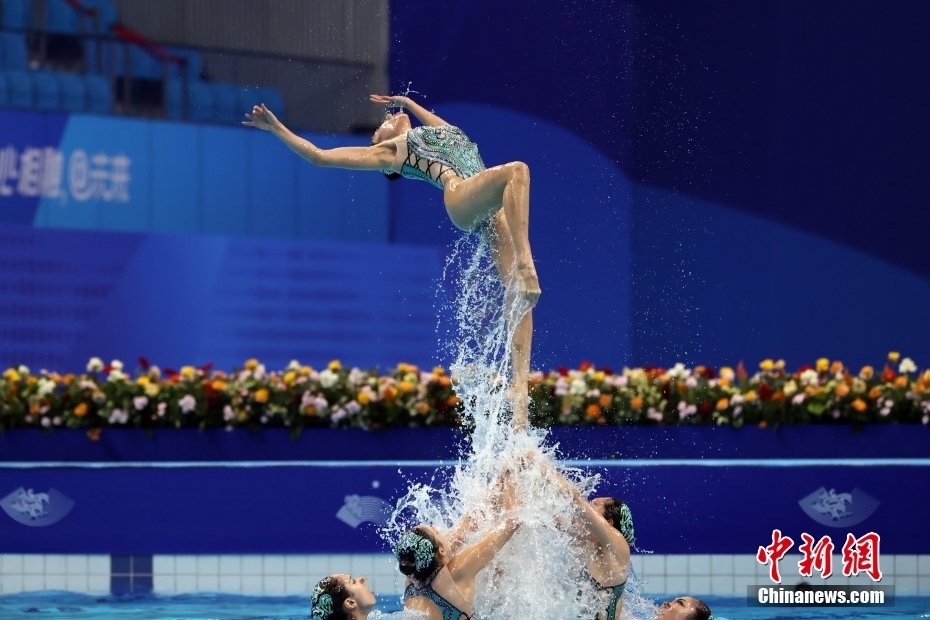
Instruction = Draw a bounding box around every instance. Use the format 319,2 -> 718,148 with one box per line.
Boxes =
656,596 -> 713,620
311,574 -> 377,620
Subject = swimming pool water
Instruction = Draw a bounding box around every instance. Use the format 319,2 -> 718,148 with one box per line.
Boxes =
0,593 -> 927,619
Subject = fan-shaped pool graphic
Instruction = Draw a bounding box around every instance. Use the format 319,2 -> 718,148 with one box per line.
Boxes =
798,487 -> 879,528
335,494 -> 392,528
1,487 -> 75,527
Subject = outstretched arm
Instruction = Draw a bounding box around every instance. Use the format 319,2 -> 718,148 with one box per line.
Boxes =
370,94 -> 448,127
244,104 -> 394,171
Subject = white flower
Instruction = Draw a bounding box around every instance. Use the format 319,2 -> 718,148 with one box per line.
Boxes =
668,363 -> 689,380
685,376 -> 698,388
923,414 -> 929,425
157,402 -> 167,417
331,407 -> 347,422
287,359 -> 302,371
41,417 -> 51,428
108,409 -> 128,424
554,378 -> 569,396
345,401 -> 362,415
880,407 -> 891,417
349,368 -> 368,386
37,377 -> 56,397
133,396 -> 149,411
733,406 -> 742,418
569,379 -> 587,395
614,375 -> 629,387
783,380 -> 798,397
800,369 -> 820,386
107,369 -> 127,382
253,364 -> 267,379
730,394 -> 745,405
318,369 -> 338,389
260,415 -> 268,424
899,358 -> 917,374
24,415 -> 33,423
110,359 -> 123,371
178,395 -> 197,414
52,416 -> 61,426
223,405 -> 235,421
647,407 -> 664,422
586,389 -> 601,398
17,365 -> 29,375
78,379 -> 97,390
792,393 -> 806,405
677,401 -> 697,419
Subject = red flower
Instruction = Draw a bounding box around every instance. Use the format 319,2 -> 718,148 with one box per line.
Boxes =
138,357 -> 150,370
103,365 -> 113,373
558,366 -> 569,377
199,362 -> 214,373
579,361 -> 592,372
737,361 -> 748,382
882,365 -> 896,382
601,367 -> 614,376
797,364 -> 814,374
759,383 -> 773,401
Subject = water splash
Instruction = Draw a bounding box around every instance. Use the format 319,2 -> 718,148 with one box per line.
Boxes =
383,229 -> 653,620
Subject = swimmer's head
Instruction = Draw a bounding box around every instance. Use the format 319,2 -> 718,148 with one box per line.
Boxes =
396,525 -> 448,581
655,596 -> 712,620
311,574 -> 376,620
592,497 -> 636,546
372,111 -> 411,145
372,111 -> 410,181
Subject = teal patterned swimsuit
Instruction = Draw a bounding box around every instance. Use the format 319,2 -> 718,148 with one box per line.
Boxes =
591,576 -> 625,620
403,572 -> 472,620
391,125 -> 486,189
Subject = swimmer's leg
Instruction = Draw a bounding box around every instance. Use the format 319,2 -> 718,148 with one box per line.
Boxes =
488,212 -> 533,432
444,162 -> 540,305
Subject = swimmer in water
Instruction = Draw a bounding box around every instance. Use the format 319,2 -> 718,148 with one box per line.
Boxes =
310,574 -> 377,620
537,459 -> 713,620
395,468 -> 520,620
655,596 -> 713,620
244,97 -> 539,430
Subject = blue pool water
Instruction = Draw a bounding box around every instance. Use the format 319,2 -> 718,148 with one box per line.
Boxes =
0,593 -> 927,619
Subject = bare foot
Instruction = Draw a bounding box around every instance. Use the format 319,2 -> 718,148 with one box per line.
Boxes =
517,263 -> 541,306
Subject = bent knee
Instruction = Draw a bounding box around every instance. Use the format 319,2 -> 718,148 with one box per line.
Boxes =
508,161 -> 530,181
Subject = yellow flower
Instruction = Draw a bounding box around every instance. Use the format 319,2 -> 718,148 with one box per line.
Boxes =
328,360 -> 341,371
744,390 -> 758,402
3,368 -> 21,382
888,352 -> 900,363
851,398 -> 867,412
212,380 -> 227,391
73,402 -> 88,417
180,366 -> 197,380
357,391 -> 370,405
774,359 -> 786,370
816,358 -> 829,373
719,367 -> 735,381
599,394 -> 612,408
759,359 -> 774,372
894,376 -> 907,388
835,384 -> 850,398
718,377 -> 731,387
144,383 -> 160,397
432,366 -> 445,376
237,410 -> 249,421
244,358 -> 259,371
299,365 -> 313,376
868,386 -> 882,399
399,381 -> 414,393
136,376 -> 150,387
593,371 -> 606,383
630,396 -> 643,410
829,361 -> 843,375
859,366 -> 874,380
283,372 -> 296,386
716,398 -> 729,411
254,388 -> 269,403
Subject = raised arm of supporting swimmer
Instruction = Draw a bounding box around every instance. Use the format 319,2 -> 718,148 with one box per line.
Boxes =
244,104 -> 394,170
446,465 -> 517,553
369,94 -> 448,127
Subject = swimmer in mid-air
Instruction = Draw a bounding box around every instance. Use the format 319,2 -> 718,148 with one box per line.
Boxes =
244,97 -> 539,429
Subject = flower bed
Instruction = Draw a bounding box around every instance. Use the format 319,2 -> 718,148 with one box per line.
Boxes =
0,354 -> 928,437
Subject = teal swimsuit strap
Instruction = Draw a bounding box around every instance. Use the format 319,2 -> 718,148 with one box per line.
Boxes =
403,580 -> 471,620
591,577 -> 625,620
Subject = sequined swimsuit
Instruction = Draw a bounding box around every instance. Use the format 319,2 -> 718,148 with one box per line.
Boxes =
389,125 -> 486,189
402,568 -> 472,620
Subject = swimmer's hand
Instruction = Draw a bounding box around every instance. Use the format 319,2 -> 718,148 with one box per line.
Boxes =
242,104 -> 280,131
370,94 -> 409,107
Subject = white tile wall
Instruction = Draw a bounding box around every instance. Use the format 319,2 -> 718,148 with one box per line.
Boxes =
0,554 -> 109,594
0,553 -> 924,596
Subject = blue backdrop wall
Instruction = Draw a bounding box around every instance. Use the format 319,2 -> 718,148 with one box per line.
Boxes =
388,0 -> 930,371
